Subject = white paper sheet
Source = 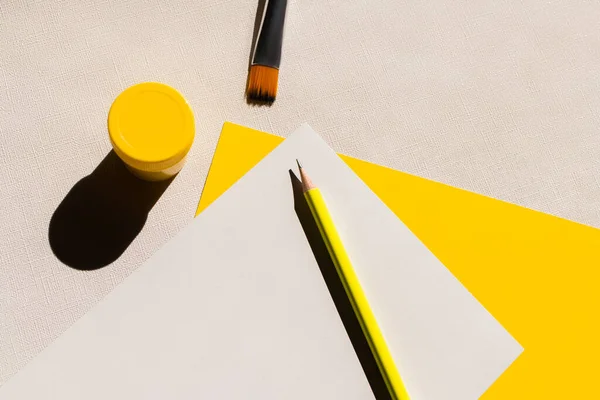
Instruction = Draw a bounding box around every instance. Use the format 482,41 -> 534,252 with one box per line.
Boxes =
0,125 -> 522,399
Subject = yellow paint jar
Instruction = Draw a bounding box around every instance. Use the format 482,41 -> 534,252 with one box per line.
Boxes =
108,82 -> 195,181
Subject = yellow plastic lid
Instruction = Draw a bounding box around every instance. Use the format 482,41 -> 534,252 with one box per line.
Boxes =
108,82 -> 195,172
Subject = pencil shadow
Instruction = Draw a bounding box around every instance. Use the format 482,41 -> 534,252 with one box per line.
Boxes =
48,151 -> 173,271
244,0 -> 273,107
289,170 -> 392,400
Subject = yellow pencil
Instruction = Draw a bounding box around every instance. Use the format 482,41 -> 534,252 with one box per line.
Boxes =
297,160 -> 410,400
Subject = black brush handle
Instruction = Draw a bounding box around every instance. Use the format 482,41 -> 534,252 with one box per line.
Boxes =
252,0 -> 288,68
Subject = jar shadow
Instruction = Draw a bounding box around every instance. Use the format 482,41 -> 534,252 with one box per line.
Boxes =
48,151 -> 173,271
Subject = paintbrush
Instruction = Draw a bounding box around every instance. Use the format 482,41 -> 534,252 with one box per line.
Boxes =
247,0 -> 288,103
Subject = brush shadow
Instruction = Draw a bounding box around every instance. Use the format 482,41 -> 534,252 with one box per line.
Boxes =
48,151 -> 173,271
247,0 -> 268,70
289,170 -> 392,400
245,0 -> 273,106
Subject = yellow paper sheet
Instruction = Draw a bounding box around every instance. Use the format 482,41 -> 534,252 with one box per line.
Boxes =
196,122 -> 600,399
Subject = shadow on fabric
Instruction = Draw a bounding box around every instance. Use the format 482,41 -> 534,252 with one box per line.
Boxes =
289,170 -> 392,400
48,151 -> 172,271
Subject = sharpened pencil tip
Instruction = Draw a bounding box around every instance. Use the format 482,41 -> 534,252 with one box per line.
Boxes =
297,161 -> 315,192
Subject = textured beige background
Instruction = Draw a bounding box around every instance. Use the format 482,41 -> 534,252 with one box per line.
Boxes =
1,0 -> 599,386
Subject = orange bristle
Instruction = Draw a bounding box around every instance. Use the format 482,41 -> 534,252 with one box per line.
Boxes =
247,65 -> 279,103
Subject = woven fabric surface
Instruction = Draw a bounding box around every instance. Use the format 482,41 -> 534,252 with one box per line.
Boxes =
1,0 -> 599,385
